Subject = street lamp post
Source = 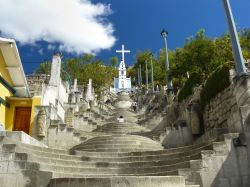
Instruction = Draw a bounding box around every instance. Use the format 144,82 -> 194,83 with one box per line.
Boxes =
137,68 -> 140,87
222,0 -> 247,75
139,64 -> 142,87
150,53 -> 155,94
161,29 -> 173,93
145,60 -> 149,94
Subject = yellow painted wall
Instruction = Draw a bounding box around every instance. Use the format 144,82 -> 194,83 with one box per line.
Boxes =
5,98 -> 32,131
5,96 -> 41,134
0,49 -> 13,127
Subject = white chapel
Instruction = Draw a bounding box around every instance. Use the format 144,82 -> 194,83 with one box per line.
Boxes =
113,44 -> 132,93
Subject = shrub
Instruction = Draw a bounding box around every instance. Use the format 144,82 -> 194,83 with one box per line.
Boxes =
177,72 -> 202,102
200,62 -> 232,110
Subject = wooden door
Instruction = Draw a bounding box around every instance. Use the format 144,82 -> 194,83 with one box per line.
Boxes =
14,107 -> 31,134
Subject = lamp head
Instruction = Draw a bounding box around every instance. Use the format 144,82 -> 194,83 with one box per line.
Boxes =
161,29 -> 168,38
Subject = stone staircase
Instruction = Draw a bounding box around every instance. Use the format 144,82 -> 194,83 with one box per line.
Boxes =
93,122 -> 149,134
71,134 -> 164,152
1,92 -> 244,187
0,133 -> 211,186
48,176 -> 200,187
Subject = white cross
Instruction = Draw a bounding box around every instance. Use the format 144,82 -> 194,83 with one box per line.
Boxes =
116,44 -> 130,63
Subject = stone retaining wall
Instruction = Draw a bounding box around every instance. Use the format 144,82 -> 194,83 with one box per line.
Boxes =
203,85 -> 242,133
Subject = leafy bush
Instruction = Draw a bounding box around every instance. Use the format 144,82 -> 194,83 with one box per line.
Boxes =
177,72 -> 202,102
200,63 -> 232,110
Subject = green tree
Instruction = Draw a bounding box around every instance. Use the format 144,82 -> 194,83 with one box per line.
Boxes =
110,56 -> 119,67
35,61 -> 51,74
240,29 -> 250,60
34,53 -> 118,97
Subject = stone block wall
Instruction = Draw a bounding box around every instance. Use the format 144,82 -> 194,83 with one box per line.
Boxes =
203,85 -> 242,133
26,74 -> 50,97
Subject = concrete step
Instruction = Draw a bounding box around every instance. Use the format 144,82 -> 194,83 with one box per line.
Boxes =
20,142 -> 68,154
25,152 -> 200,169
97,122 -> 141,126
82,134 -> 159,141
76,143 -> 163,149
48,176 -> 186,187
76,144 -> 212,159
178,168 -> 202,180
76,146 -> 164,151
82,138 -> 161,145
95,125 -> 146,129
96,127 -> 146,131
0,169 -> 52,187
190,160 -> 203,169
2,148 -> 192,176
7,144 -> 82,161
73,135 -> 164,152
38,161 -> 190,175
2,142 -> 209,164
96,130 -> 146,133
12,148 -> 202,170
51,170 -> 178,178
212,142 -> 229,155
96,131 -> 147,134
94,127 -> 145,134
95,128 -> 146,131
77,146 -> 164,152
80,152 -> 205,164
0,160 -> 40,172
75,148 -> 163,152
79,140 -> 161,146
80,152 -> 201,163
201,150 -> 215,159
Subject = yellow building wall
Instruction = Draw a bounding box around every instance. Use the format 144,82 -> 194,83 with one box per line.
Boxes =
0,48 -> 42,134
5,99 -> 32,131
5,96 -> 41,134
0,49 -> 13,127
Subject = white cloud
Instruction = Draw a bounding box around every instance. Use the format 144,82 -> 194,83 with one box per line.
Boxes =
0,0 -> 116,54
47,44 -> 56,51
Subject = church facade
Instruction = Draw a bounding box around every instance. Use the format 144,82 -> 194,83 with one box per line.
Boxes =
113,45 -> 131,93
114,61 -> 131,93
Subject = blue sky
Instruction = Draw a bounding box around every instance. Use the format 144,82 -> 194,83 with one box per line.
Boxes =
13,0 -> 250,74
